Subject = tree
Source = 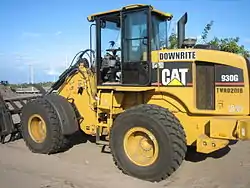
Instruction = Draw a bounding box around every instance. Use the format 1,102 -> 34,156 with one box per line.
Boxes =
208,37 -> 250,57
168,29 -> 178,49
200,20 -> 214,44
9,81 -> 55,89
168,20 -> 250,58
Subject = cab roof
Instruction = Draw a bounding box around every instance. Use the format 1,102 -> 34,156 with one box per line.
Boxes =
87,4 -> 173,22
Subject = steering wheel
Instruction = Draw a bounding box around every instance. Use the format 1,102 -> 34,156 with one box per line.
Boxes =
106,47 -> 121,56
69,49 -> 96,69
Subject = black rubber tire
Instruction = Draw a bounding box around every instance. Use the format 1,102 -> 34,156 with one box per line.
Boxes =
20,97 -> 72,154
109,104 -> 187,182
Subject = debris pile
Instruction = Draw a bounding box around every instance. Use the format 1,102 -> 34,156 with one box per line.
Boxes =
0,85 -> 18,99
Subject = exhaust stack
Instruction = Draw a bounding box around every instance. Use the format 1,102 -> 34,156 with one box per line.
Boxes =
177,12 -> 188,48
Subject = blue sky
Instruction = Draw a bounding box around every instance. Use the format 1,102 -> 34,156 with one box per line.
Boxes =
0,0 -> 249,84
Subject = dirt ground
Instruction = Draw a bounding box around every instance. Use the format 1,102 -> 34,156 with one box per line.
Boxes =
1,132 -> 250,188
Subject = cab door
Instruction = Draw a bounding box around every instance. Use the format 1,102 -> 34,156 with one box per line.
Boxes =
120,7 -> 151,85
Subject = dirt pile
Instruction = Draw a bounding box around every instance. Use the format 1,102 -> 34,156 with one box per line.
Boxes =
0,85 -> 18,99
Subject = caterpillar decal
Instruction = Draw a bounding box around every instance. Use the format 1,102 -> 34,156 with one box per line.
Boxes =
151,62 -> 193,87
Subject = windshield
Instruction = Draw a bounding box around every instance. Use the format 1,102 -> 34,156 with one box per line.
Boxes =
151,14 -> 168,51
101,20 -> 121,56
99,12 -> 168,60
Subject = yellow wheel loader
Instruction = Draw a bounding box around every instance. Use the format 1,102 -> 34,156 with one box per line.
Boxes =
1,4 -> 250,182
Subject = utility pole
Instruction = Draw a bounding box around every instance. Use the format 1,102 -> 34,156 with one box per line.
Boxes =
29,64 -> 34,92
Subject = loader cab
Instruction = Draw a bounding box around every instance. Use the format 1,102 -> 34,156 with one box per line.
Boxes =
87,4 -> 172,86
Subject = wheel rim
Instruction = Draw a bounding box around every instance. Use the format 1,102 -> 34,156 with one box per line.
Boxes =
123,127 -> 159,166
28,114 -> 47,143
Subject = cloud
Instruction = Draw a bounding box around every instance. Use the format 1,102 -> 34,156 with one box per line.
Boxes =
45,68 -> 61,76
12,52 -> 35,64
55,31 -> 62,36
42,60 -> 68,77
22,32 -> 41,38
0,49 -> 74,83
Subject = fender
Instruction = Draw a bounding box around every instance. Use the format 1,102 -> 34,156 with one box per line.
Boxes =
43,93 -> 79,135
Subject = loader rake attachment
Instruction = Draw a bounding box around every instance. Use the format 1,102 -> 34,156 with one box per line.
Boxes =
0,94 -> 40,144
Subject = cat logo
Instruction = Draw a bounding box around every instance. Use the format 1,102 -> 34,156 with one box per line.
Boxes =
162,68 -> 189,86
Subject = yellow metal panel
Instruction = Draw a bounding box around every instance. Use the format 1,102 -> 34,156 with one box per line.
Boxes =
209,117 -> 250,140
156,88 -> 249,115
87,4 -> 172,22
236,119 -> 250,140
57,67 -> 97,135
152,9 -> 173,19
151,48 -> 250,116
97,86 -> 155,92
122,92 -> 143,109
196,134 -> 229,154
98,92 -> 124,108
173,112 -> 201,145
145,92 -> 188,113
215,87 -> 249,115
152,48 -> 246,67
209,118 -> 237,139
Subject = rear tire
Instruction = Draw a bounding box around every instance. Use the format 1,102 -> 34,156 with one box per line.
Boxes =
109,104 -> 187,182
21,97 -> 72,154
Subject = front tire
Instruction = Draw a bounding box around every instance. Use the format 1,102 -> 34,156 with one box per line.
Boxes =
109,104 -> 187,182
21,97 -> 71,154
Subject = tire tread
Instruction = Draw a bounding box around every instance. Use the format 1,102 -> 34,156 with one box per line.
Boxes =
21,98 -> 71,154
110,104 -> 187,182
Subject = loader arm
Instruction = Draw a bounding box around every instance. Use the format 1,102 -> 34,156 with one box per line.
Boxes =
56,60 -> 97,135
47,49 -> 96,94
